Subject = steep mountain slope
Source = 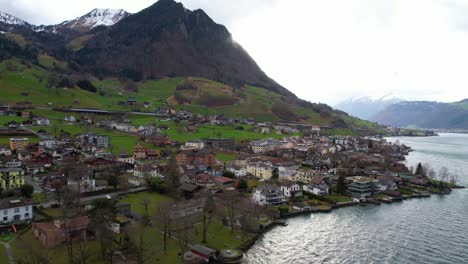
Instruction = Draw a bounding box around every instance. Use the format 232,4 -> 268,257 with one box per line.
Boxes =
0,11 -> 28,26
371,100 -> 468,129
335,94 -> 404,120
73,0 -> 289,96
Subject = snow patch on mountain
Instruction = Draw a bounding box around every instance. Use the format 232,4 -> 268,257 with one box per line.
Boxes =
60,8 -> 130,31
0,11 -> 28,26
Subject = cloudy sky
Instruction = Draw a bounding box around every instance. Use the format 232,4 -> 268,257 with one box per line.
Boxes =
2,0 -> 468,105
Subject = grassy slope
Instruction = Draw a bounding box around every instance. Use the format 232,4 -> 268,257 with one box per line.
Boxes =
0,58 -> 376,133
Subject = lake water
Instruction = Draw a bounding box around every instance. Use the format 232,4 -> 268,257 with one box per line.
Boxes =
245,133 -> 468,264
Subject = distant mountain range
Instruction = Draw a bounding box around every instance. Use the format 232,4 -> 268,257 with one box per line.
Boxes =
334,94 -> 405,120
371,99 -> 468,129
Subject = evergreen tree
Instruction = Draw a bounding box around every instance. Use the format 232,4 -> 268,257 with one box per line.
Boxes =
336,176 -> 347,194
415,163 -> 424,176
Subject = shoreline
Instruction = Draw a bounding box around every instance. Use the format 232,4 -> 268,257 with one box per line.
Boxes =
240,186 -> 465,254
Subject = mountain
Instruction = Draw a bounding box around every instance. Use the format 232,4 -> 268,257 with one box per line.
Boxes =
72,0 -> 290,96
371,100 -> 468,129
335,94 -> 404,120
53,8 -> 131,33
0,11 -> 28,26
0,0 -> 378,131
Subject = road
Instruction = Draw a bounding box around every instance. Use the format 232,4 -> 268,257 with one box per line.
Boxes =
40,186 -> 148,208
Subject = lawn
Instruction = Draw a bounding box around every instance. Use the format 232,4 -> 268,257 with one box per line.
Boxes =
326,195 -> 352,203
193,218 -> 248,249
0,245 -> 9,264
42,208 -> 64,218
119,191 -> 171,217
216,152 -> 236,162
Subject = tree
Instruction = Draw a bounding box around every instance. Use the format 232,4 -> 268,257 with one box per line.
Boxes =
89,198 -> 117,260
154,200 -> 174,254
20,184 -> 34,198
237,179 -> 248,190
146,176 -> 167,193
271,168 -> 279,180
222,170 -> 235,179
167,154 -> 179,191
105,165 -> 122,191
219,190 -> 239,233
336,176 -> 347,194
415,163 -> 424,176
200,193 -> 215,243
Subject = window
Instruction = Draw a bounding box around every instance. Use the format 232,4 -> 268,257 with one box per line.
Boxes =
25,206 -> 29,211
3,210 -> 7,215
13,215 -> 20,221
2,217 -> 7,221
14,208 -> 19,213
24,213 -> 29,218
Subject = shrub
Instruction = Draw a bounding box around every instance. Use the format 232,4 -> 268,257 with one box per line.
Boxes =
77,79 -> 97,93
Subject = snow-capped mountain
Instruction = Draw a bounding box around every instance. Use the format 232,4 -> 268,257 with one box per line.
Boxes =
335,94 -> 405,120
0,11 -> 28,26
56,8 -> 131,32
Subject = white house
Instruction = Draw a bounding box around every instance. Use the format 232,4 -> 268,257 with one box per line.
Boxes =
227,164 -> 247,177
253,185 -> 286,206
280,181 -> 302,197
0,147 -> 12,156
68,174 -> 97,193
303,176 -> 329,196
117,154 -> 135,165
39,139 -> 59,150
35,118 -> 50,126
64,115 -> 77,123
131,164 -> 162,186
0,198 -> 34,224
184,140 -> 205,150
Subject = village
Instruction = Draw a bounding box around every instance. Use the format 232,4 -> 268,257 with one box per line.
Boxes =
0,107 -> 462,264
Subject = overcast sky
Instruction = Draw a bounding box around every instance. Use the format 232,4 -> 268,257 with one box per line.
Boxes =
2,0 -> 468,105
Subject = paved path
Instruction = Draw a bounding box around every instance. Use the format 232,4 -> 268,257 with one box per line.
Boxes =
40,187 -> 148,207
0,241 -> 14,264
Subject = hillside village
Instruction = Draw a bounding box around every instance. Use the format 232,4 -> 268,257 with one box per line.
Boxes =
0,106 -> 459,263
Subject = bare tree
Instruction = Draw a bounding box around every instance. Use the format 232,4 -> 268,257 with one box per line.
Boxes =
219,190 -> 240,233
154,200 -> 175,254
140,198 -> 151,226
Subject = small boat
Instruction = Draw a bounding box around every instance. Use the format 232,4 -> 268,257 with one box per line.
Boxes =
274,220 -> 288,226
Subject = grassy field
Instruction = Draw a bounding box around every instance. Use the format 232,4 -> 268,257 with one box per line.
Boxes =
0,59 -> 371,128
326,195 -> 353,203
119,192 -> 171,217
216,152 -> 237,162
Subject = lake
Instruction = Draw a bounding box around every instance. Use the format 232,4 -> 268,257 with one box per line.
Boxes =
245,133 -> 468,264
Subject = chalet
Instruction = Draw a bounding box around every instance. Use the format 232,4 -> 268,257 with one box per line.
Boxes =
68,173 -> 97,193
35,118 -> 50,126
39,138 -> 59,150
178,184 -> 201,199
303,176 -> 329,196
194,173 -> 212,189
280,181 -> 302,197
31,152 -> 54,166
227,164 -> 247,177
184,140 -> 205,150
84,157 -> 114,169
60,131 -> 72,142
33,216 -> 91,248
253,185 -> 286,206
145,135 -> 171,146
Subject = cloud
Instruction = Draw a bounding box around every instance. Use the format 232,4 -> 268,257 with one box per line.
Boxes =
2,0 -> 468,104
